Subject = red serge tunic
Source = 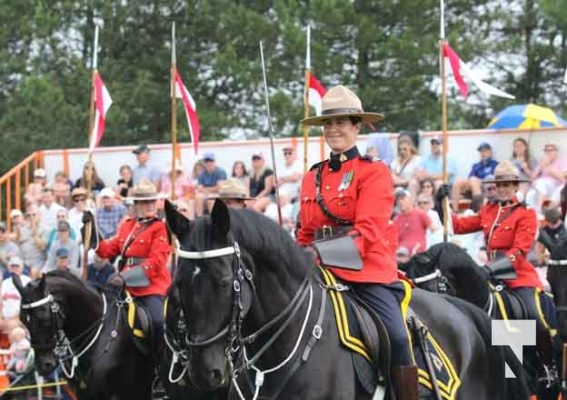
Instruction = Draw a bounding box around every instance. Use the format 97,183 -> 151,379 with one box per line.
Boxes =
96,217 -> 172,296
451,198 -> 542,289
297,152 -> 398,284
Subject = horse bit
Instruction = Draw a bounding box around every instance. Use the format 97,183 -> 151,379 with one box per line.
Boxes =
21,291 -> 108,379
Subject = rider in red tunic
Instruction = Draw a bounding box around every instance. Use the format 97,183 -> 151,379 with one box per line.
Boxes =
443,161 -> 554,363
83,179 -> 172,354
297,85 -> 417,400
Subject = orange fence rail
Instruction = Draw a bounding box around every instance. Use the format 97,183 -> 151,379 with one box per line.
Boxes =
0,152 -> 43,231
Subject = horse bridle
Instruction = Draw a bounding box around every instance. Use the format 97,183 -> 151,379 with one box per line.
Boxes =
20,290 -> 108,379
175,239 -> 316,397
410,268 -> 450,294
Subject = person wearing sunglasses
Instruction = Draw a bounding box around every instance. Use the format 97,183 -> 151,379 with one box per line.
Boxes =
276,146 -> 302,203
68,187 -> 89,242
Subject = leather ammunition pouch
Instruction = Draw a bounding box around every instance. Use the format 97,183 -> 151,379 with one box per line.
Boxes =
487,255 -> 517,280
313,234 -> 363,271
120,266 -> 150,288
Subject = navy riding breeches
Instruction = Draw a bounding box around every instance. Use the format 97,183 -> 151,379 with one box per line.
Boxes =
137,294 -> 165,348
351,281 -> 413,367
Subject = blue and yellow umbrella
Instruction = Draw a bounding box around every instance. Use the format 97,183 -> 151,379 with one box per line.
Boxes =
488,104 -> 567,130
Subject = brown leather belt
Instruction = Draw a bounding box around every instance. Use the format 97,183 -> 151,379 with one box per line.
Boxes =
314,225 -> 353,241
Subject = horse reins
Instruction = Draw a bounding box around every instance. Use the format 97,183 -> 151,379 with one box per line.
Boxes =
21,290 -> 109,379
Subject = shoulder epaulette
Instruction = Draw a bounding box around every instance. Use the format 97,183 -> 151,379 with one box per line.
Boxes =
309,160 -> 327,171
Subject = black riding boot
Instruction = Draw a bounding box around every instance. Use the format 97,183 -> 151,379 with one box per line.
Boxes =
391,365 -> 418,400
537,330 -> 555,367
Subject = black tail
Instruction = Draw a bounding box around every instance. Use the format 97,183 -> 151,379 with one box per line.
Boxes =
442,295 -> 531,400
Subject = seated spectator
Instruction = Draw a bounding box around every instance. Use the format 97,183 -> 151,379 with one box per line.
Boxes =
451,142 -> 498,211
277,147 -> 302,202
24,168 -> 47,207
366,133 -> 394,165
96,187 -> 127,239
393,190 -> 435,255
396,246 -> 411,265
417,178 -> 436,198
53,170 -> 71,207
38,186 -> 65,231
87,253 -> 114,285
216,178 -> 255,210
6,326 -> 30,377
0,257 -> 30,321
68,187 -> 88,242
160,160 -> 195,201
74,161 -> 106,197
132,144 -> 161,187
15,206 -> 47,276
0,222 -> 21,278
52,247 -> 80,277
46,209 -> 78,251
249,152 -> 275,213
43,221 -> 80,273
390,136 -> 422,190
541,206 -> 566,244
6,209 -> 23,243
511,137 -> 538,198
416,193 -> 443,248
264,189 -> 295,232
115,164 -> 134,199
231,161 -> 250,196
531,142 -> 567,212
412,136 -> 457,193
195,152 -> 227,216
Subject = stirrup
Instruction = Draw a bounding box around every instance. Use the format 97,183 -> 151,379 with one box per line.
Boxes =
538,364 -> 558,389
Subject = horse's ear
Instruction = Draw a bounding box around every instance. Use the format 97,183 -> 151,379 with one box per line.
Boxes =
12,274 -> 24,295
164,199 -> 193,238
211,199 -> 230,237
37,274 -> 46,294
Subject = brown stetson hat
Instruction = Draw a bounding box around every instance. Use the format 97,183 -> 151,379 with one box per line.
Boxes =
127,179 -> 166,202
301,85 -> 384,126
483,160 -> 530,184
215,179 -> 256,201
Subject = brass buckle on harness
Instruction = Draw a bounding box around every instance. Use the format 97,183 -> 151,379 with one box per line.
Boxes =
321,225 -> 332,240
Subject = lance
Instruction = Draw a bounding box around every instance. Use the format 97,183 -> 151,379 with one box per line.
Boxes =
259,41 -> 283,226
170,22 -> 179,201
440,0 -> 451,243
82,24 -> 99,281
303,25 -> 311,174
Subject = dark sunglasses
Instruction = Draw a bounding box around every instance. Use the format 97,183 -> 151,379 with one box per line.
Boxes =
485,186 -> 497,191
74,198 -> 86,202
417,201 -> 430,205
283,151 -> 293,155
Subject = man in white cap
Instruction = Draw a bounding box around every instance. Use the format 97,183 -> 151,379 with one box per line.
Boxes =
0,256 -> 30,321
96,187 -> 126,239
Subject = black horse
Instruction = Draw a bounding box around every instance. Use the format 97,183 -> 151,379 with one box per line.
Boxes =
165,199 -> 529,399
13,270 -> 154,399
401,242 -> 559,399
13,270 -> 221,400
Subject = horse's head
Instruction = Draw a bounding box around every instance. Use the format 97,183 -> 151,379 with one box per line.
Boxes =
542,236 -> 567,339
402,250 -> 454,294
14,274 -> 62,376
165,199 -> 255,390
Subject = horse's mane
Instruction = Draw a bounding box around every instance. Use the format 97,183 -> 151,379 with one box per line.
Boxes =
428,242 -> 481,271
189,209 -> 312,280
44,270 -> 114,297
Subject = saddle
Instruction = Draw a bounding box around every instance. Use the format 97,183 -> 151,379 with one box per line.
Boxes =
121,290 -> 152,356
319,268 -> 461,400
488,283 -> 528,321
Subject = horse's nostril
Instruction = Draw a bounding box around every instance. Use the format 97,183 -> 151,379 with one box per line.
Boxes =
210,368 -> 223,385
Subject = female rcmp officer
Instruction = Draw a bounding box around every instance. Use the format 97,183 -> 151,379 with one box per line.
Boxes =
442,160 -> 555,365
296,85 -> 417,400
82,179 -> 172,359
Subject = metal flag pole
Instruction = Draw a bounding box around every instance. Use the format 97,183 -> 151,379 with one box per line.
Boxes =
170,22 -> 178,201
440,0 -> 451,243
259,41 -> 283,226
82,23 -> 99,281
302,25 -> 311,174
